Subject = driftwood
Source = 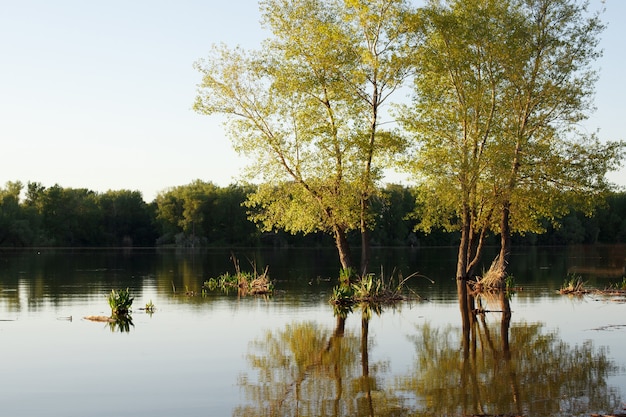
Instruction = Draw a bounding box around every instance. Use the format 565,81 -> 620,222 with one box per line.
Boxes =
84,315 -> 115,323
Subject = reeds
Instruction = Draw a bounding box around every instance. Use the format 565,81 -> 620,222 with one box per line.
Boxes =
203,255 -> 273,296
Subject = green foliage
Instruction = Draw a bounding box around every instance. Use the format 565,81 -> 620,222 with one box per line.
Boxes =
194,0 -> 414,270
203,257 -> 274,296
330,268 -> 417,309
400,0 -> 624,278
504,275 -> 516,292
144,300 -> 155,313
339,267 -> 356,286
155,181 -> 258,247
107,288 -> 134,316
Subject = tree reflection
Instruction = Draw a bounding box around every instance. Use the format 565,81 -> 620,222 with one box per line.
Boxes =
399,284 -> 621,417
233,308 -> 408,417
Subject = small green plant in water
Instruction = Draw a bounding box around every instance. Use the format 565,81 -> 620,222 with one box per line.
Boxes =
339,267 -> 356,286
330,284 -> 354,306
108,288 -> 134,316
504,275 -> 516,292
144,299 -> 155,313
560,274 -> 587,294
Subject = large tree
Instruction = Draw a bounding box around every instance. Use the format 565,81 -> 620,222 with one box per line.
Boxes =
400,0 -> 624,284
194,0 -> 412,274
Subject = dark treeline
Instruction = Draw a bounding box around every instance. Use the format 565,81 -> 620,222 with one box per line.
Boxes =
0,180 -> 624,248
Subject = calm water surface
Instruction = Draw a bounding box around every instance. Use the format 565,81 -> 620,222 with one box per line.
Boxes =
0,246 -> 625,416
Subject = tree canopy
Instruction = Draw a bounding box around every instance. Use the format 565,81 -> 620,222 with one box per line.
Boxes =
194,0 -> 414,273
399,0 -> 625,281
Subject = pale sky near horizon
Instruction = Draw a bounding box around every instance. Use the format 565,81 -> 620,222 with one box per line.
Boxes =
1,0 -> 624,203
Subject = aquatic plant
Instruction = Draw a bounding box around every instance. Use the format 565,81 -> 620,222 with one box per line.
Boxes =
203,256 -> 273,296
329,267 -> 420,308
144,300 -> 155,313
560,275 -> 587,295
504,274 -> 515,290
608,277 -> 626,291
107,288 -> 134,316
339,267 -> 356,286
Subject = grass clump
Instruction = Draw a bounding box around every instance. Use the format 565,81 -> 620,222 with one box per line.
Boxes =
330,267 -> 421,309
607,277 -> 626,291
559,274 -> 588,295
203,255 -> 273,296
108,288 -> 134,317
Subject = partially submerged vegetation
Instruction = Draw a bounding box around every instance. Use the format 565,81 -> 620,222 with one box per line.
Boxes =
84,288 -> 137,332
329,268 -> 424,313
107,288 -> 134,317
203,256 -> 273,296
559,274 -> 626,298
468,258 -> 518,295
560,274 -> 589,295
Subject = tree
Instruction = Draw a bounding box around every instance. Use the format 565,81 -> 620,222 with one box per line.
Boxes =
98,190 -> 156,246
154,180 -> 259,246
155,180 -> 216,246
490,0 -> 624,274
194,0 -> 413,274
24,184 -> 103,246
400,0 -> 624,284
0,181 -> 32,246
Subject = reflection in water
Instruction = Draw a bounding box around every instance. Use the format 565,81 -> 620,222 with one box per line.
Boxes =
108,315 -> 134,333
399,282 -> 622,417
234,309 -> 407,417
233,286 -> 622,417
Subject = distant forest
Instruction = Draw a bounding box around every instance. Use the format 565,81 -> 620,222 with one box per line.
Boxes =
0,180 -> 625,248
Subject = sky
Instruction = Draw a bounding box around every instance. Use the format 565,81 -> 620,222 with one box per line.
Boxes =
1,1 -> 624,202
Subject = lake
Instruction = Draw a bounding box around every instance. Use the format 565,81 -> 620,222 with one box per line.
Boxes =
0,245 -> 625,417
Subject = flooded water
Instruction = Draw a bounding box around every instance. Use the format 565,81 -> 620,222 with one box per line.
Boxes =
0,245 -> 625,416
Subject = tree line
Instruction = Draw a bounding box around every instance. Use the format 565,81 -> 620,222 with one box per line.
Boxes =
1,179 -> 624,248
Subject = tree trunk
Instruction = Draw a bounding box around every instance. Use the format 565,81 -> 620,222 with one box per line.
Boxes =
333,225 -> 353,271
360,227 -> 371,277
457,203 -> 471,280
498,200 -> 511,273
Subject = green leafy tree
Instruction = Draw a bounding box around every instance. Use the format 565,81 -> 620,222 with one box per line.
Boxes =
0,181 -> 32,246
155,180 -> 215,246
194,0 -> 413,274
400,0 -> 624,283
25,184 -> 103,246
154,180 -> 258,246
98,190 -> 157,246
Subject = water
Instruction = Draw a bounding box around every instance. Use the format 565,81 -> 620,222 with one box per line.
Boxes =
0,246 -> 624,416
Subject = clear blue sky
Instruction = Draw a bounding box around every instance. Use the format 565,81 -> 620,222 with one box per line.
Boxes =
1,0 -> 623,202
